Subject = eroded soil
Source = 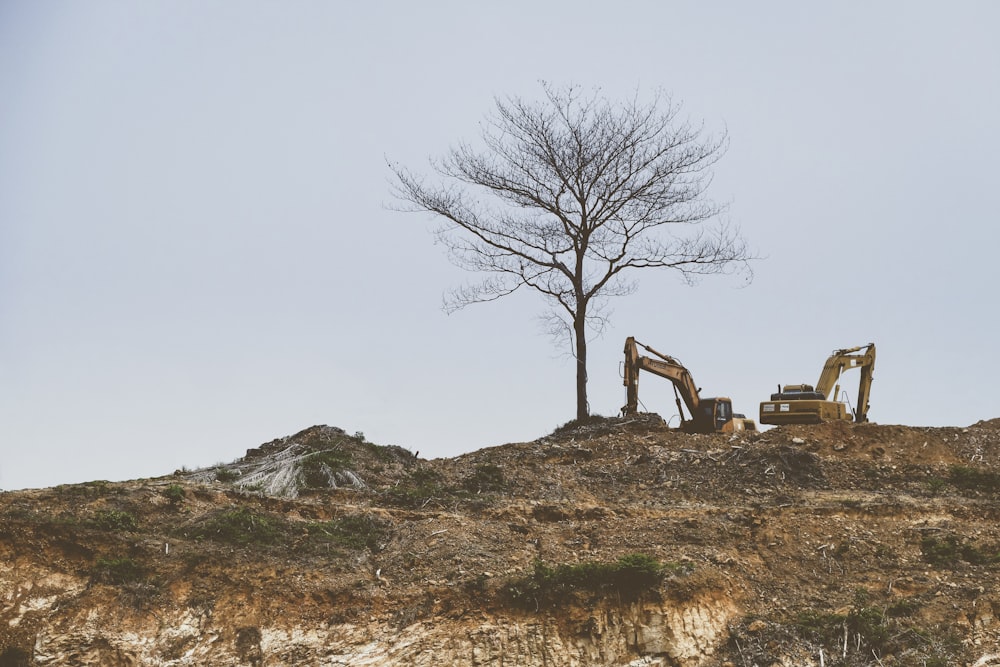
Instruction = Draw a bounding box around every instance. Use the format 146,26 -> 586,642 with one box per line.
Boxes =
3,417 -> 1000,665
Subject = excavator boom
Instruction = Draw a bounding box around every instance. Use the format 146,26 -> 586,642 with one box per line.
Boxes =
622,337 -> 756,434
623,338 -> 701,417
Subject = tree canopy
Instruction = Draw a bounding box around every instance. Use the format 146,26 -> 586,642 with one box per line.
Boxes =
390,83 -> 752,420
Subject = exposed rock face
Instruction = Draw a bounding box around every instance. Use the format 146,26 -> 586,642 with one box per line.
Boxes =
12,579 -> 736,666
4,418 -> 1000,665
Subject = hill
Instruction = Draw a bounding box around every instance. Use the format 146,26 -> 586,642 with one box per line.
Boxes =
3,418 -> 1000,666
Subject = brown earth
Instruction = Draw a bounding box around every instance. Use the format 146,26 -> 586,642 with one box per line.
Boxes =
3,417 -> 1000,666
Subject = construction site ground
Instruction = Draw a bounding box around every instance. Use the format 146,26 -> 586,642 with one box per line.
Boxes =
3,416 -> 1000,665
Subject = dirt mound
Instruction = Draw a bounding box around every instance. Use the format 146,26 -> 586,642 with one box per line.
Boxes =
3,418 -> 1000,665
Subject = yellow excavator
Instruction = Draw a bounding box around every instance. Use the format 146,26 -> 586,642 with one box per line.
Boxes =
621,337 -> 757,434
759,343 -> 876,425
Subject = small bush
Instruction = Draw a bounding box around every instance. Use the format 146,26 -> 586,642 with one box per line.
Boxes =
383,469 -> 448,508
886,597 -> 920,617
462,464 -> 505,494
305,515 -> 390,552
89,509 -> 138,532
190,508 -> 286,546
793,591 -> 889,656
363,441 -> 416,464
215,468 -> 240,483
926,477 -> 947,496
55,480 -> 115,498
164,484 -> 186,504
301,449 -> 354,489
787,589 -> 964,663
921,534 -> 1000,568
948,465 -> 1000,494
503,554 -> 669,609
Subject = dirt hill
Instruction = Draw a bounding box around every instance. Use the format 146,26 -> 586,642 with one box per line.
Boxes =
3,417 -> 1000,666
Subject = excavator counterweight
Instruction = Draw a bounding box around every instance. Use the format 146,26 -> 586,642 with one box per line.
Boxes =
759,343 -> 875,425
621,337 -> 756,434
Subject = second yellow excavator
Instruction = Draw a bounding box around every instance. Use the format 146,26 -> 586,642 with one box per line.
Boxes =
621,337 -> 757,434
759,343 -> 876,425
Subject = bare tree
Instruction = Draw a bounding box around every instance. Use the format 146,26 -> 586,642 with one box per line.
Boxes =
389,83 -> 752,421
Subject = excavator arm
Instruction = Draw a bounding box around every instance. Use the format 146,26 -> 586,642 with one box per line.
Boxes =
815,344 -> 874,397
853,344 -> 876,422
622,337 -> 701,419
622,336 -> 756,434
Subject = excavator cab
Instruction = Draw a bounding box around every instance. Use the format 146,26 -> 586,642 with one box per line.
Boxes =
687,398 -> 753,434
691,398 -> 730,433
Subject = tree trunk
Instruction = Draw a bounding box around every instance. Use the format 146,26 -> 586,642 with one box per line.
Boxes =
574,314 -> 589,421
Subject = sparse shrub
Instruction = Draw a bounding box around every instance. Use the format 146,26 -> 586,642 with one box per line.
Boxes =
305,515 -> 390,553
792,608 -> 848,645
787,588 -> 964,663
921,533 -> 1000,568
502,553 -> 670,609
886,597 -> 920,617
90,509 -> 138,532
383,468 -> 448,508
164,484 -> 186,504
215,468 -> 240,483
793,591 -> 889,657
926,476 -> 947,496
360,441 -> 416,465
300,449 -> 354,489
55,480 -> 115,498
948,465 -> 1000,494
847,601 -> 889,651
462,464 -> 505,494
190,508 -> 286,546
464,573 -> 490,596
921,534 -> 960,567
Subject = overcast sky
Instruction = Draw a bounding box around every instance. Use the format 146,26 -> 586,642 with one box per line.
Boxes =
2,2 -> 998,491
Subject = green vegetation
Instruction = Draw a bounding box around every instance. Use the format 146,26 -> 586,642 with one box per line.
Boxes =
948,465 -> 1000,494
300,449 -> 354,489
163,484 -> 186,504
462,464 -> 505,494
503,554 -> 674,609
189,507 -> 284,546
789,589 -> 966,664
925,476 -> 947,496
921,533 -> 1000,567
54,480 -> 117,498
305,515 -> 390,553
214,468 -> 240,483
89,509 -> 138,532
185,506 -> 391,554
383,468 -> 449,508
796,591 -> 888,652
382,464 -> 506,508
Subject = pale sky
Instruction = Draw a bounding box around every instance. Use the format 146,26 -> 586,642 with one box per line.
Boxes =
2,2 -> 998,490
